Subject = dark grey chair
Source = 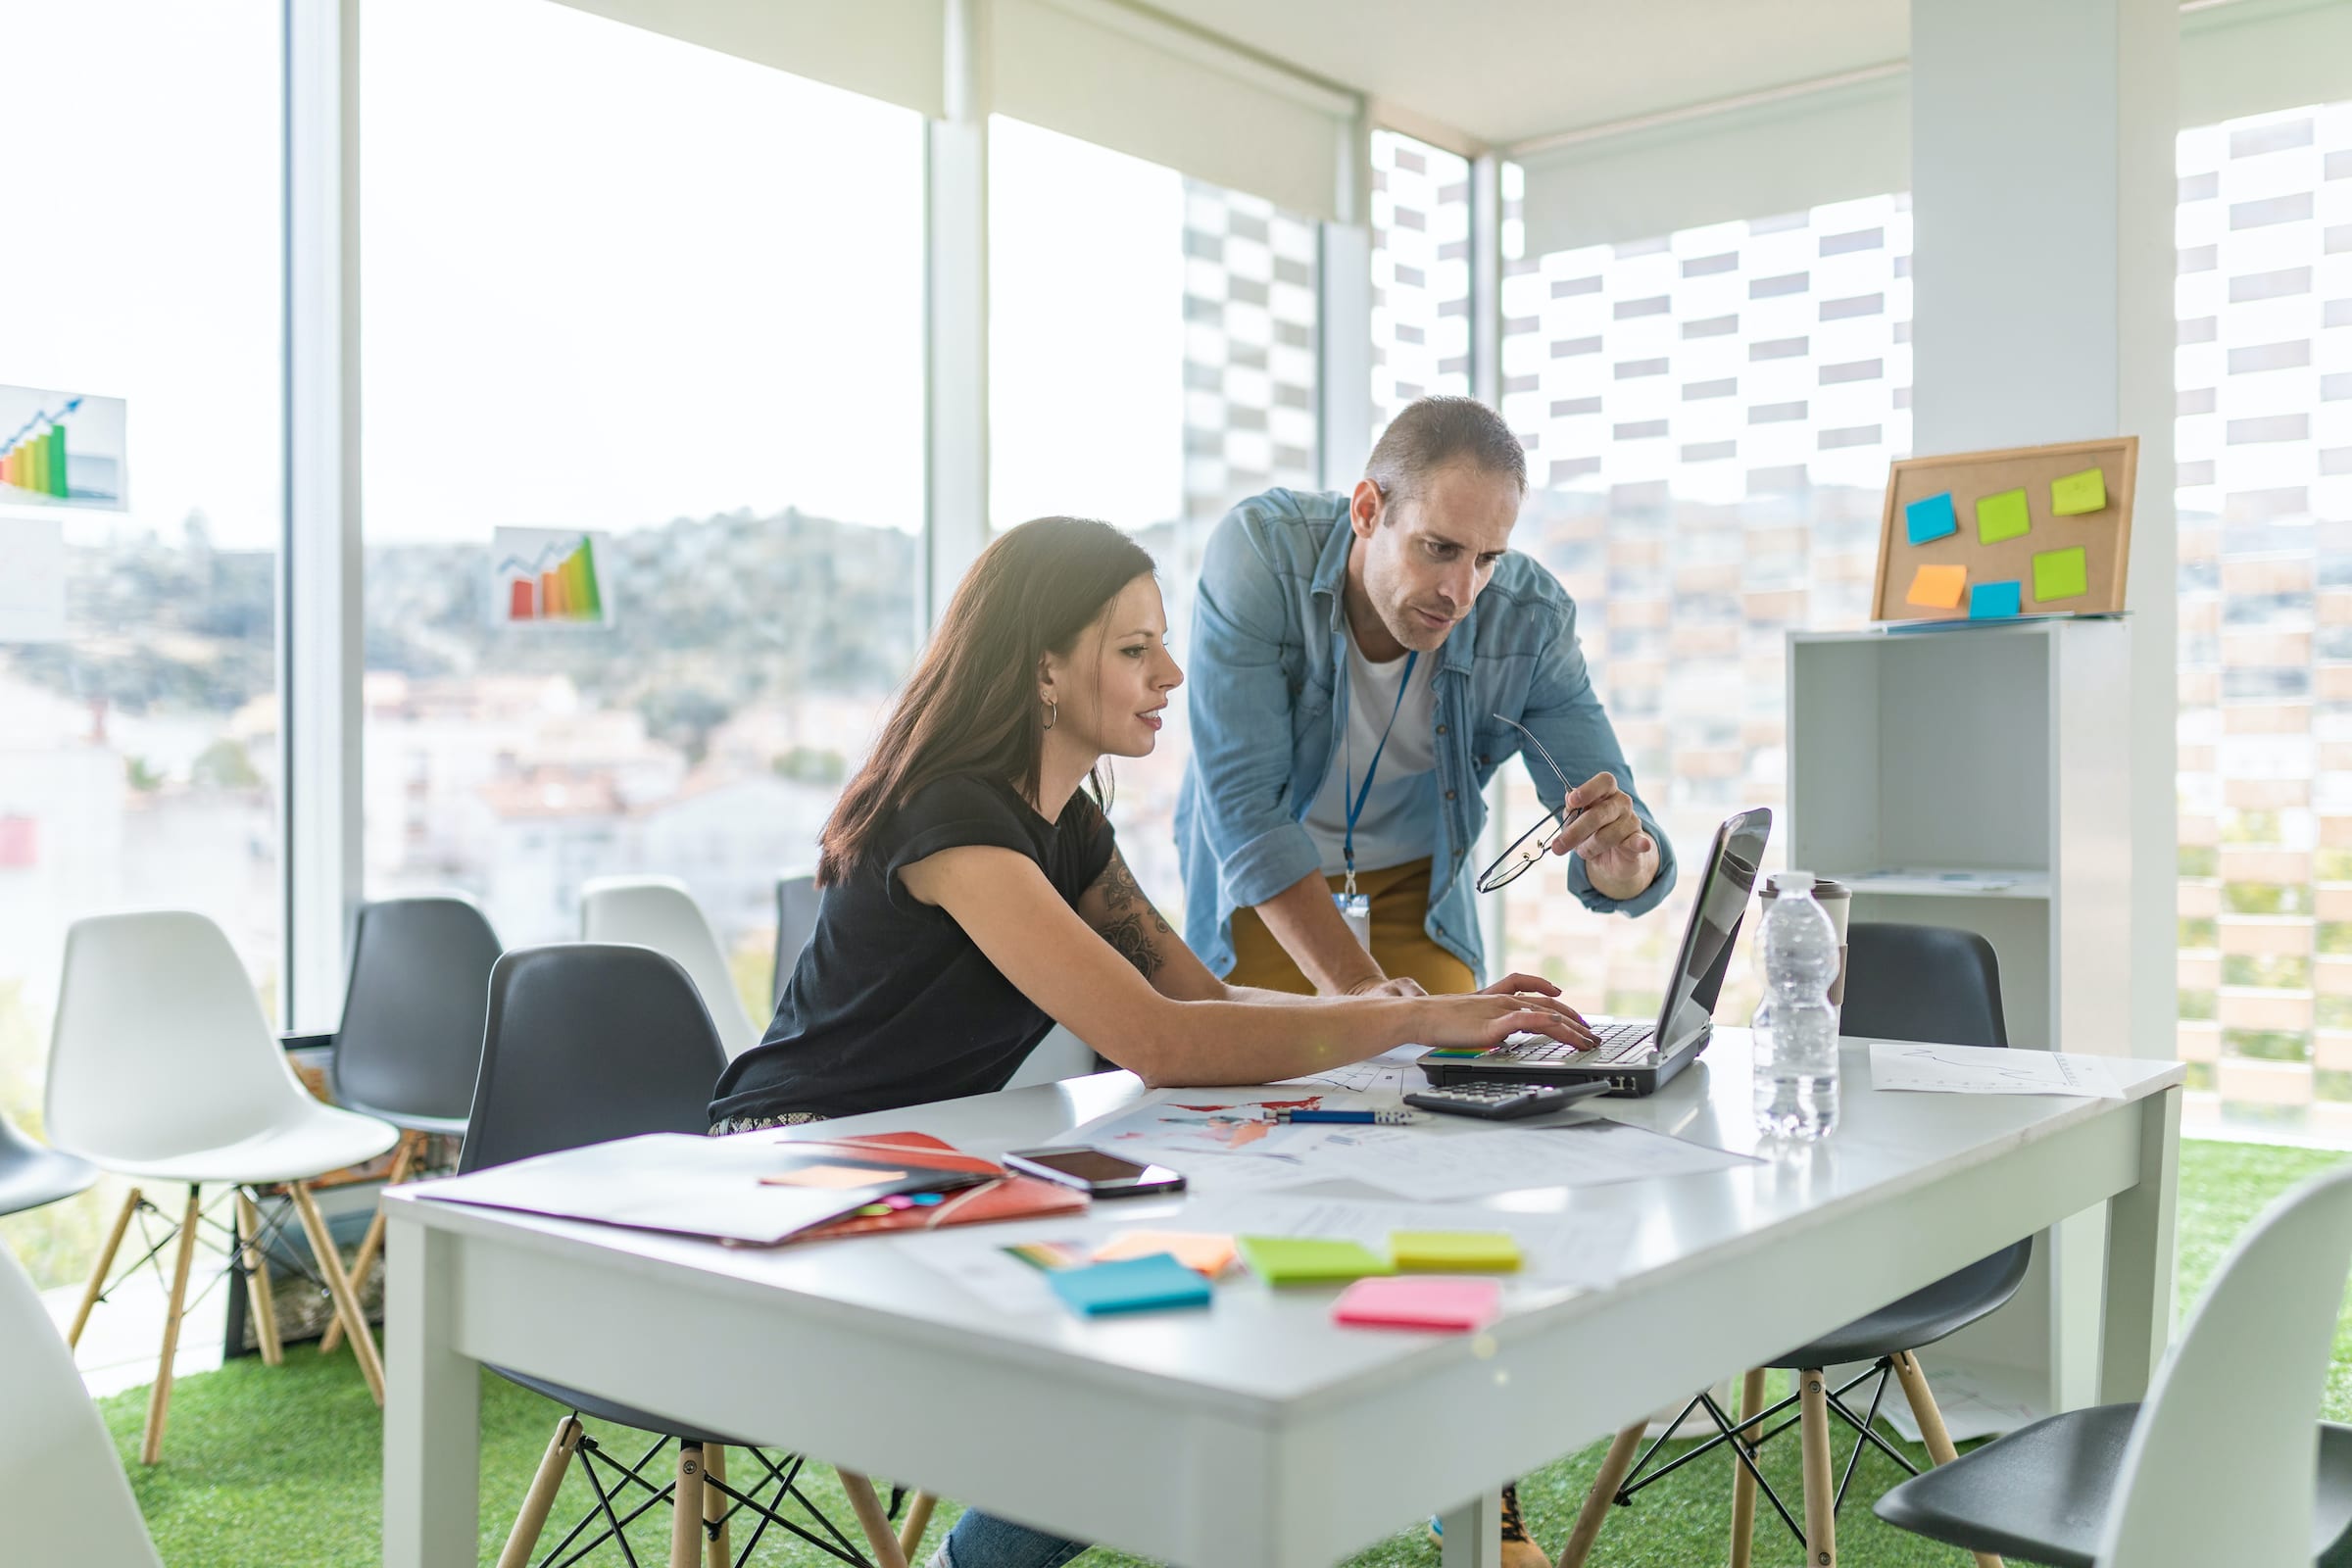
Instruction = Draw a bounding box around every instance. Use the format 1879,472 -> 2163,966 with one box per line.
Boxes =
326,895 -> 505,1141
0,1109 -> 96,1218
772,872 -> 821,1009
473,944 -> 893,1568
1568,922 -> 2034,1568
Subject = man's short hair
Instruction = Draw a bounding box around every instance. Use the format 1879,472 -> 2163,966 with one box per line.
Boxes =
1363,395 -> 1528,508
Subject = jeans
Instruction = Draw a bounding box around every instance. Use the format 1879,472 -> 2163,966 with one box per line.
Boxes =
929,1510 -> 1089,1568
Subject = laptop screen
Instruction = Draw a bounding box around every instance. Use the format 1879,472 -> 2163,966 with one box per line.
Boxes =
1648,807 -> 1773,1057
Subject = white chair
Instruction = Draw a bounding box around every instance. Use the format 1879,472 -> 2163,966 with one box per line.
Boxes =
0,1241 -> 164,1567
1875,1160 -> 2352,1567
579,876 -> 763,1058
47,910 -> 399,1463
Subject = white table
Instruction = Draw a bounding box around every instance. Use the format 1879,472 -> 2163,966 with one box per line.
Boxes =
382,1035 -> 2182,1568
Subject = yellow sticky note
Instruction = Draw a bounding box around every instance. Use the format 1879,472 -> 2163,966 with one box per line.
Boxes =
2033,546 -> 2089,603
1905,564 -> 1968,610
1976,488 -> 2032,544
2051,467 -> 2106,515
1390,1231 -> 1523,1272
1094,1231 -> 1238,1277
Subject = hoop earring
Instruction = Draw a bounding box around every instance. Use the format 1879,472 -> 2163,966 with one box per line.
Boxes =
1042,697 -> 1057,732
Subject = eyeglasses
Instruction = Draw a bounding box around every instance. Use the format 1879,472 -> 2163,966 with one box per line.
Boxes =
1474,714 -> 1581,894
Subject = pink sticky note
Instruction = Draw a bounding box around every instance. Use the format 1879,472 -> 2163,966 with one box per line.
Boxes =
1331,1276 -> 1502,1333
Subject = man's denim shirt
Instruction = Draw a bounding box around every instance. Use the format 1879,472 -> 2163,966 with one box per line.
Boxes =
1174,488 -> 1678,981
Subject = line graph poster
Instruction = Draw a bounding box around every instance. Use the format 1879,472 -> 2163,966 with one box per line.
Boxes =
0,385 -> 126,511
489,527 -> 613,628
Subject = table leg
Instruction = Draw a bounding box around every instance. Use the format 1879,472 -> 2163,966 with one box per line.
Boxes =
2098,1085 -> 2180,1404
384,1216 -> 479,1568
1439,1491 -> 1501,1568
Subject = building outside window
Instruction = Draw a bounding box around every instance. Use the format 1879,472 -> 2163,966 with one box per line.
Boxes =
360,0 -> 926,1020
1371,130 -> 1473,430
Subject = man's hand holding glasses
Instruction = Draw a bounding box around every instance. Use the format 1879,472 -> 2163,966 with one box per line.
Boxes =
1474,715 -> 1660,901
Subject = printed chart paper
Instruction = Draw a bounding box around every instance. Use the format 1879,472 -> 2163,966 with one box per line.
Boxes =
0,385 -> 127,511
0,518 -> 67,641
1869,1041 -> 2125,1098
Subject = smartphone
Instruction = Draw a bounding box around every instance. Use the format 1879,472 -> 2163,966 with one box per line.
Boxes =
1003,1146 -> 1188,1199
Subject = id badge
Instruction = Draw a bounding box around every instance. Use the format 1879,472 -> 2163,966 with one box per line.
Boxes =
1334,891 -> 1373,953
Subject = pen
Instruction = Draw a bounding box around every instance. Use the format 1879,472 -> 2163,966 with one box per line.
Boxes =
1270,1108 -> 1420,1125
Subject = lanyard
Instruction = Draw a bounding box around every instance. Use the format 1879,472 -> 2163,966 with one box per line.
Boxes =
1342,649 -> 1419,897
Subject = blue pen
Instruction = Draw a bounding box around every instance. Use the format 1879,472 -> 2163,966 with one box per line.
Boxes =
1272,1108 -> 1419,1125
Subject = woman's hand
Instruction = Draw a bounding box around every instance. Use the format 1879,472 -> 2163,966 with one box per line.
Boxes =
1413,988 -> 1595,1050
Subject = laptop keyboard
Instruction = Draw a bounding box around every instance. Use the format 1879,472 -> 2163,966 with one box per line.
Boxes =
1494,1021 -> 1655,1064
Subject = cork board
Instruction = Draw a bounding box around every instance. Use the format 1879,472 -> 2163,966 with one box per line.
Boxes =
1870,435 -> 2137,624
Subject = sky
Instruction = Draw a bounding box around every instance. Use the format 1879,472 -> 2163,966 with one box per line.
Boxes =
1,0 -> 1183,552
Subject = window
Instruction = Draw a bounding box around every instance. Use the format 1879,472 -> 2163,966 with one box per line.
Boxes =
1494,174 -> 1910,1021
2174,101 -> 2352,1138
0,0 -> 284,1287
361,0 -> 925,1017
1372,130 -> 1473,428
991,118 -> 1318,906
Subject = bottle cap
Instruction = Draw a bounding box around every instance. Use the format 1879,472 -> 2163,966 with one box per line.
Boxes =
1769,870 -> 1816,894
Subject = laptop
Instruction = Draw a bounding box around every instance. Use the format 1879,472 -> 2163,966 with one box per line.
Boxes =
1418,806 -> 1773,1098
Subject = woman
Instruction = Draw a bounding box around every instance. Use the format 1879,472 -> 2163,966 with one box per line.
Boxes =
710,516 -> 1589,1568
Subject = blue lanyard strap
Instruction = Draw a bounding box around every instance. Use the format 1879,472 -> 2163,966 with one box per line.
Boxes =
1343,649 -> 1419,881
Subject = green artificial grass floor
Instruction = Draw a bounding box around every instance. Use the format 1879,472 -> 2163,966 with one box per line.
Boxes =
98,1137 -> 2352,1568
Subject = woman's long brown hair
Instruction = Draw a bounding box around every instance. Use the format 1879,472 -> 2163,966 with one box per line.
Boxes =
817,516 -> 1157,885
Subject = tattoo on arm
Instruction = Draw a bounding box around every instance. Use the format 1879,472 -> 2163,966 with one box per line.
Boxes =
1093,852 -> 1174,979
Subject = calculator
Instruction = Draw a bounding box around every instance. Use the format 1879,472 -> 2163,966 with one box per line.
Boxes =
1402,1079 -> 1614,1121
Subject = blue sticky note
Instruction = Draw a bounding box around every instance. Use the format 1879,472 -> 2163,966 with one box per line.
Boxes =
1970,581 -> 2023,620
1046,1254 -> 1213,1317
1905,492 -> 1958,545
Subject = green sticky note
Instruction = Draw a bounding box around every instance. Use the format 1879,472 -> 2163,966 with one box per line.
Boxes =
2050,466 -> 2106,515
2032,546 -> 2089,604
1390,1231 -> 1523,1272
1976,488 -> 2032,544
1238,1236 -> 1396,1285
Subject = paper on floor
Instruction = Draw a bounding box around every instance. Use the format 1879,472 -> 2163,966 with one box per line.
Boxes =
1869,1041 -> 2125,1098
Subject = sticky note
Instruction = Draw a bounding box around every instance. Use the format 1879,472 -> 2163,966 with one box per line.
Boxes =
1238,1236 -> 1396,1285
1046,1255 -> 1212,1316
1094,1231 -> 1238,1277
2050,467 -> 2106,515
1004,1240 -> 1091,1271
1904,492 -> 1959,545
1905,564 -> 1969,611
1976,488 -> 2032,544
2033,546 -> 2089,603
1332,1276 -> 1502,1333
1390,1231 -> 1523,1272
1969,581 -> 2023,620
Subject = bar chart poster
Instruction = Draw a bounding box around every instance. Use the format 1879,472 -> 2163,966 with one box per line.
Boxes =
490,527 -> 613,628
0,385 -> 127,511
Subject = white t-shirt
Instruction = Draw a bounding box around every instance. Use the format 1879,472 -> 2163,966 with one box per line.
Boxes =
1301,630 -> 1438,877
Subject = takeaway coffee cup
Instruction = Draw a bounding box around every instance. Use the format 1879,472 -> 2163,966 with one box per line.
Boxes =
1758,874 -> 1851,1013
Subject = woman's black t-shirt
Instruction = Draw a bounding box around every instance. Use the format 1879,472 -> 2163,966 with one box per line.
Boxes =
710,774 -> 1116,1123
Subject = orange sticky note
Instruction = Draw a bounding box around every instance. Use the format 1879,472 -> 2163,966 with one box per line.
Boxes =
1905,564 -> 1968,610
1094,1230 -> 1238,1278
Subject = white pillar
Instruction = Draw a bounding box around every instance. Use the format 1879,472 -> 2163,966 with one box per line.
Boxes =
1909,0 -> 2179,1417
925,0 -> 992,624
1317,112 -> 1375,489
282,0 -> 365,1031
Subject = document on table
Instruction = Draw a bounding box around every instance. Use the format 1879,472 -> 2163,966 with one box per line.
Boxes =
1869,1042 -> 2125,1098
1056,1091 -> 1416,1194
1271,1044 -> 1428,1099
1319,1121 -> 1758,1202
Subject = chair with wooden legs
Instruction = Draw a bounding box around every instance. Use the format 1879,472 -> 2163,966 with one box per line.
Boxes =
45,910 -> 399,1464
1561,923 -> 2029,1568
314,894 -> 503,1356
470,943 -> 935,1568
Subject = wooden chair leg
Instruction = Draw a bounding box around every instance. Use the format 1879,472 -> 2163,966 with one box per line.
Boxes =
836,1469 -> 911,1568
321,1130 -> 416,1354
139,1184 -> 205,1465
1797,1368 -> 1837,1568
1891,1351 -> 2004,1568
234,1189 -> 282,1366
289,1181 -> 385,1405
898,1491 -> 938,1563
1558,1421 -> 1646,1568
70,1185 -> 141,1349
669,1443 -> 709,1568
1728,1367 -> 1769,1568
497,1415 -> 583,1568
704,1444 -> 731,1568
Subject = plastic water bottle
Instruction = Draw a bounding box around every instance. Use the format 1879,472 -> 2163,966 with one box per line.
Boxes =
1752,871 -> 1840,1141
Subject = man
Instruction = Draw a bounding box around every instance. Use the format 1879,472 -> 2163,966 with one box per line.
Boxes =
1174,395 -> 1676,1568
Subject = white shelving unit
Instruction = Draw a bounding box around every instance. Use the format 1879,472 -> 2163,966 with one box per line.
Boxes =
1788,617 -> 2132,1422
